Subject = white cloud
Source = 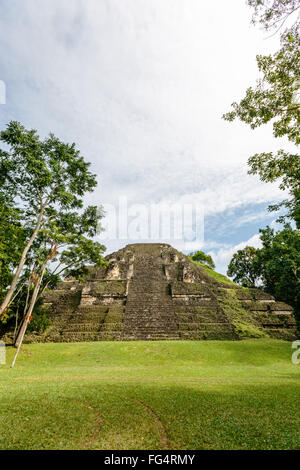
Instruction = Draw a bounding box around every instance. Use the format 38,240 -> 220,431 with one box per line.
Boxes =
0,0 -> 294,257
209,233 -> 263,275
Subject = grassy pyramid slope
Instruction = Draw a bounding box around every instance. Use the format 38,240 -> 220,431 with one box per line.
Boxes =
187,257 -> 297,340
188,258 -> 237,285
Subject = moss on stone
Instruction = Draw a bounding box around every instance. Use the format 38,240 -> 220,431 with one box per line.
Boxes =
232,320 -> 267,338
171,281 -> 208,296
96,280 -> 127,296
189,259 -> 237,285
218,288 -> 267,338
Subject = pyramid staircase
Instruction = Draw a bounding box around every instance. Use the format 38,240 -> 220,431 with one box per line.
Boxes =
123,246 -> 179,340
1,243 -> 297,344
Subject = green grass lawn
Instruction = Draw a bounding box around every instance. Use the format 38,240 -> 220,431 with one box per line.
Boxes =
0,339 -> 299,450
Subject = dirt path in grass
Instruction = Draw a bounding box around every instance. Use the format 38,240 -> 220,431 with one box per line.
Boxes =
80,403 -> 102,450
79,396 -> 169,450
131,398 -> 169,449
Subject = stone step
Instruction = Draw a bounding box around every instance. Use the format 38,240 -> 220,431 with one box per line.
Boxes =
63,323 -> 104,332
125,312 -> 175,317
175,313 -> 228,323
124,336 -> 180,340
124,328 -> 178,333
58,331 -> 123,341
178,331 -> 236,340
124,259 -> 178,336
178,322 -> 233,332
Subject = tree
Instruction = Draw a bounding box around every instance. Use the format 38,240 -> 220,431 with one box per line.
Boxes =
227,246 -> 261,287
258,224 -> 300,315
248,150 -> 300,227
0,197 -> 26,304
223,28 -> 299,143
0,121 -> 99,316
0,121 -> 107,365
227,225 -> 300,319
12,214 -> 106,364
189,250 -> 216,269
223,2 -> 300,226
247,1 -> 300,32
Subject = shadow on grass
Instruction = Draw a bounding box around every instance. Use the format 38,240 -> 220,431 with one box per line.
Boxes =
0,380 -> 299,450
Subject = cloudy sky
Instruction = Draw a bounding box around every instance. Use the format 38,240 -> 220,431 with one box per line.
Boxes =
0,0 -> 294,274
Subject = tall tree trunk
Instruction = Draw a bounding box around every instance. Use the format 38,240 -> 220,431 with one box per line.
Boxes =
0,207 -> 45,317
13,277 -> 32,345
12,265 -> 46,367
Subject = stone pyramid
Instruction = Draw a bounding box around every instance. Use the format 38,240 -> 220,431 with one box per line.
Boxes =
15,243 -> 299,343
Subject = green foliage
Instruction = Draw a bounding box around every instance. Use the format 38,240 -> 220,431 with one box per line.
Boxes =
227,225 -> 300,318
227,246 -> 262,287
248,150 -> 300,227
188,250 -> 215,269
1,270 -> 60,333
97,281 -> 126,296
192,260 -> 236,285
218,288 -> 267,338
258,224 -> 300,316
223,29 -> 300,144
27,309 -> 50,333
247,1 -> 300,31
224,1 -> 300,325
0,198 -> 26,300
232,320 -> 267,338
0,121 -> 98,211
0,121 -> 106,324
31,205 -> 106,282
223,7 -> 300,226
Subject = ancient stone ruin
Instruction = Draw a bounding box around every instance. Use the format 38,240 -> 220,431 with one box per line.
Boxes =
5,243 -> 298,343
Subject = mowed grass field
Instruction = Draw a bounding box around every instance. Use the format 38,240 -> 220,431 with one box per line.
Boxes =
0,339 -> 299,450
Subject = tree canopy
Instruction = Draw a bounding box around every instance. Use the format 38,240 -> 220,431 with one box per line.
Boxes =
248,150 -> 300,227
0,121 -> 104,317
227,246 -> 261,288
189,250 -> 216,270
247,0 -> 300,32
0,197 -> 26,302
223,2 -> 300,227
258,224 -> 300,314
227,225 -> 300,318
0,121 -> 106,362
223,28 -> 299,143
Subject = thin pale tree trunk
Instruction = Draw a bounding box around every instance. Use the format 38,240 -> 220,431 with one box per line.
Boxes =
0,207 -> 45,317
13,307 -> 19,344
13,277 -> 33,344
36,262 -> 72,301
12,265 -> 47,367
